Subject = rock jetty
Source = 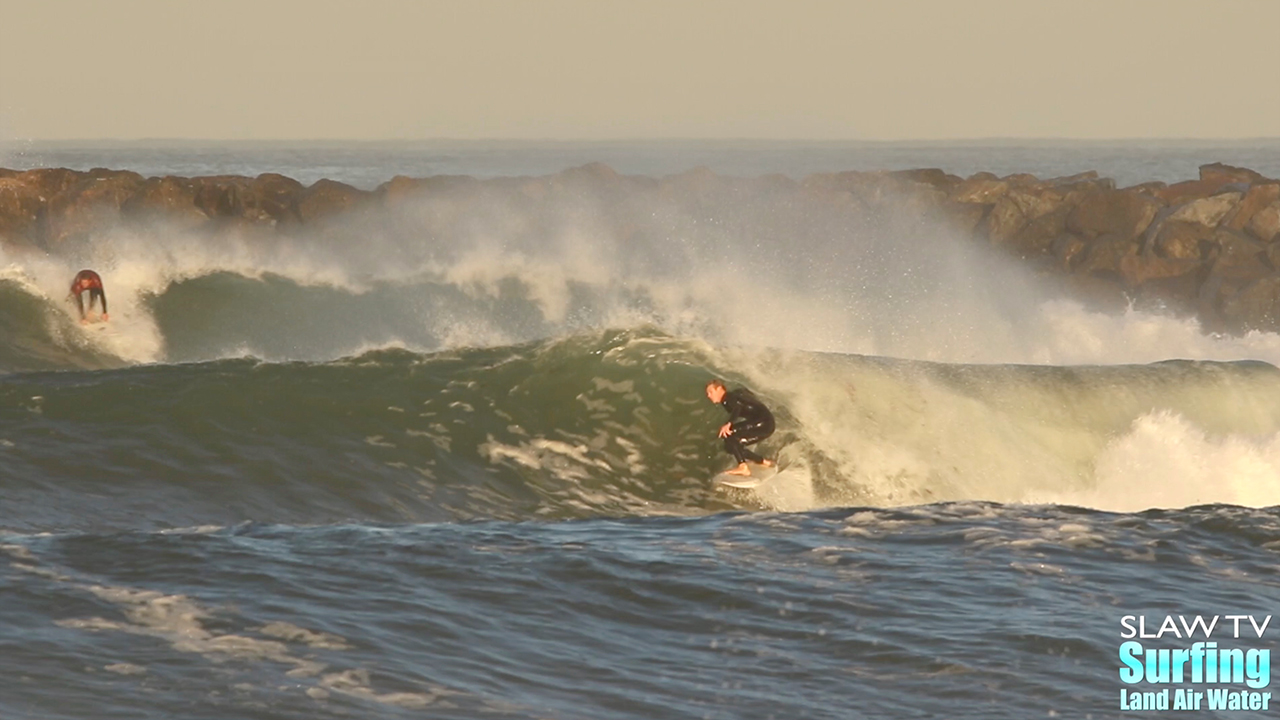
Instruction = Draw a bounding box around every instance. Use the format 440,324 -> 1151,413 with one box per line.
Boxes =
1,162 -> 1277,333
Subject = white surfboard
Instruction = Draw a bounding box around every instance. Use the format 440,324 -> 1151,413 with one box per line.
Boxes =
714,465 -> 780,489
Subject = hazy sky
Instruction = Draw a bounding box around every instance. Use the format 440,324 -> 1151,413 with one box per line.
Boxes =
1,0 -> 1277,141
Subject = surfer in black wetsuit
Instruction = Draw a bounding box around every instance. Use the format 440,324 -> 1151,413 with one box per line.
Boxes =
705,379 -> 775,476
69,269 -> 108,324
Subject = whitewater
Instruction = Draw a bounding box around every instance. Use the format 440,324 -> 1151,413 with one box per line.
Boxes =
2,140 -> 1279,720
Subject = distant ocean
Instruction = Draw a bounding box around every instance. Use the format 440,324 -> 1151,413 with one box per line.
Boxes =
3,140 -> 1280,719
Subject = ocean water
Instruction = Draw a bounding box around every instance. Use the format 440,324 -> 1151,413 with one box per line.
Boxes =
2,141 -> 1280,719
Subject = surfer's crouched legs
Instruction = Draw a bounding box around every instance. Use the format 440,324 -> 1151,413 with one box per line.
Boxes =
723,427 -> 773,474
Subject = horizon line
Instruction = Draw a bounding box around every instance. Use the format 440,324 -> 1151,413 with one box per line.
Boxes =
6,136 -> 1280,145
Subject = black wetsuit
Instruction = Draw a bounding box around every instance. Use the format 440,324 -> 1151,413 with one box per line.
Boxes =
719,388 -> 775,465
70,269 -> 107,319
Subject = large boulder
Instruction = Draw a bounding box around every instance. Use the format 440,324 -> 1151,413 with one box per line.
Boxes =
191,176 -> 256,220
1152,220 -> 1214,260
1155,178 -> 1245,206
1075,232 -> 1141,279
1051,233 -> 1088,270
1200,230 -> 1273,326
0,176 -> 50,243
297,179 -> 370,223
1224,183 -> 1280,232
1049,172 -> 1115,195
949,175 -> 1009,204
187,174 -> 308,227
1165,192 -> 1242,227
42,170 -> 145,246
1118,253 -> 1202,288
1199,163 -> 1268,185
942,201 -> 989,233
1220,276 -> 1280,332
983,186 -> 1074,256
252,173 -> 305,225
15,167 -> 82,200
980,194 -> 1028,243
121,175 -> 209,228
1247,201 -> 1280,242
1066,190 -> 1161,240
889,168 -> 961,193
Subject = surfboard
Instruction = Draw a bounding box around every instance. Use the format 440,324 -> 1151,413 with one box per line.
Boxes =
78,314 -> 110,331
714,465 -> 779,489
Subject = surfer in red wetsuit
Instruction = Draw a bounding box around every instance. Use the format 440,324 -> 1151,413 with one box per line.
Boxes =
69,269 -> 108,324
706,379 -> 776,476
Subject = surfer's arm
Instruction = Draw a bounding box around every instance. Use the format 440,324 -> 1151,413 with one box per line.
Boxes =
70,291 -> 85,319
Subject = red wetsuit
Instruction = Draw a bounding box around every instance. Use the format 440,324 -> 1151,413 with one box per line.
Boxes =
70,270 -> 107,320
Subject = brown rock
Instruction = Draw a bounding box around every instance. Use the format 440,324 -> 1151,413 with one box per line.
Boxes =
1220,276 -> 1280,332
1123,181 -> 1168,197
980,195 -> 1028,243
1060,273 -> 1130,312
1128,266 -> 1204,316
939,201 -> 987,233
16,168 -> 82,201
43,171 -> 145,245
889,168 -> 961,192
1051,233 -> 1088,270
1013,205 -> 1073,256
1155,178 -> 1241,206
297,179 -> 369,223
1118,253 -> 1201,287
1166,192 -> 1242,227
1051,172 -> 1115,194
121,175 -> 208,228
1247,201 -> 1280,242
1152,221 -> 1214,260
1225,183 -> 1280,231
252,173 -> 304,224
378,175 -> 425,205
0,176 -> 48,242
1207,228 -> 1270,280
1001,173 -> 1041,187
191,176 -> 254,219
949,177 -> 1009,204
1066,190 -> 1161,240
1200,163 -> 1268,185
377,174 -> 478,205
1047,170 -> 1099,185
1076,232 -> 1140,278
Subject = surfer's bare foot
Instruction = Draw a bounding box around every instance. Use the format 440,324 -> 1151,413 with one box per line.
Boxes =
761,459 -> 775,468
725,463 -> 752,476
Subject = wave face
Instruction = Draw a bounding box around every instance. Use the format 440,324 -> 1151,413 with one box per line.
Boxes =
4,330 -> 1280,535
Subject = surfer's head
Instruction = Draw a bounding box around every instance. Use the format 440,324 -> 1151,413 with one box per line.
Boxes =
705,379 -> 727,404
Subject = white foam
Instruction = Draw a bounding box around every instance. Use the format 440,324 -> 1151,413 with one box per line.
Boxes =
7,545 -> 460,708
7,181 -> 1280,370
1046,410 -> 1280,512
